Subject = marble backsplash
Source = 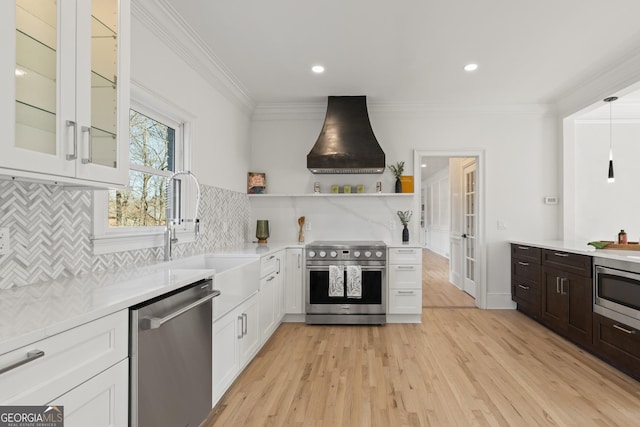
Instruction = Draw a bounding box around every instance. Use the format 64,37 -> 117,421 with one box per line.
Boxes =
0,180 -> 249,289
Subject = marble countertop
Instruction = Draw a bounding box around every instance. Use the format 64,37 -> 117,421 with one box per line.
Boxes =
510,239 -> 640,263
0,242 -> 298,355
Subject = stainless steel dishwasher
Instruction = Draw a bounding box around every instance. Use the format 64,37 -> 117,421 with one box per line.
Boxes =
130,278 -> 220,427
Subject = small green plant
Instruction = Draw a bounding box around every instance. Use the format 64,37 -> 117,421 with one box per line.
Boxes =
397,210 -> 412,226
388,161 -> 405,179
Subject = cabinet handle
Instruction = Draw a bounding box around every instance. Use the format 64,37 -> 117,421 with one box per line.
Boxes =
518,284 -> 530,290
556,277 -> 560,294
267,255 -> 275,260
517,246 -> 529,250
267,275 -> 276,282
242,313 -> 248,335
0,350 -> 45,375
613,324 -> 637,335
518,261 -> 529,266
553,252 -> 569,257
80,125 -> 92,164
277,258 -> 281,274
397,290 -> 415,295
397,266 -> 416,270
396,249 -> 415,254
65,120 -> 77,160
297,254 -> 301,269
237,315 -> 244,339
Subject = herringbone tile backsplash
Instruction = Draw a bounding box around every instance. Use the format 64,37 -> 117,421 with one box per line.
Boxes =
0,181 -> 249,289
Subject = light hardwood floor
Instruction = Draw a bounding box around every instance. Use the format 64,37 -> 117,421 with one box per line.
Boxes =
422,249 -> 475,308
203,250 -> 640,427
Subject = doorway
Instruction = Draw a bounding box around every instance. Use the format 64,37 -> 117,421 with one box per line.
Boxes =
414,150 -> 484,309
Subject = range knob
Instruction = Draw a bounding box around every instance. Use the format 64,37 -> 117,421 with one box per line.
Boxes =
319,251 -> 327,258
308,251 -> 316,258
375,251 -> 383,258
353,251 -> 361,258
364,251 -> 372,258
330,251 -> 337,258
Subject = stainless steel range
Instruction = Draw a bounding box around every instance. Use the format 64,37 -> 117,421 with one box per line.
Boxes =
305,241 -> 386,325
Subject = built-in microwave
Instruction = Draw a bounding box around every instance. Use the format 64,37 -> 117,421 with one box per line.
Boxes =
593,256 -> 640,331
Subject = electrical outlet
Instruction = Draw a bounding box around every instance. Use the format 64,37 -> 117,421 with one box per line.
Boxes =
389,220 -> 396,230
0,227 -> 10,255
305,221 -> 312,231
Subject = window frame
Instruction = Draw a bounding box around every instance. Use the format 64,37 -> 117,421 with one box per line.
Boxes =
92,84 -> 194,255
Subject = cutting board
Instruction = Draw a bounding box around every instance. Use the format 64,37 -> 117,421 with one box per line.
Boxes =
597,241 -> 640,250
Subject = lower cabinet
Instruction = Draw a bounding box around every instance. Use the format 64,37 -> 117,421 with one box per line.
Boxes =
284,248 -> 304,316
592,313 -> 640,380
212,294 -> 259,405
388,247 -> 422,316
541,263 -> 593,348
52,359 -> 129,427
258,250 -> 283,345
0,310 -> 129,423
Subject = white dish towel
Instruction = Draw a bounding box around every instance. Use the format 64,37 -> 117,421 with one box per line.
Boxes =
329,265 -> 344,297
346,265 -> 362,299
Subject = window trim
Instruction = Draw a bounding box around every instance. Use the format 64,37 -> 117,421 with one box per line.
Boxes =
92,83 -> 195,255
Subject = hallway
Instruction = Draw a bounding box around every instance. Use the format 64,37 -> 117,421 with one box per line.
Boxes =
422,249 -> 475,308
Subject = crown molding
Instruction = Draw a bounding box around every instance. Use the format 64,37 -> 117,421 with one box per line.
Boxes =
131,0 -> 255,116
252,101 -> 553,121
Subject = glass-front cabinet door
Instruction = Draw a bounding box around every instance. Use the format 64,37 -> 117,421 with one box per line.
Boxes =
0,0 -> 129,187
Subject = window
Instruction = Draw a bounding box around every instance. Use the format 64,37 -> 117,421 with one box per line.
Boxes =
92,91 -> 191,255
108,109 -> 177,227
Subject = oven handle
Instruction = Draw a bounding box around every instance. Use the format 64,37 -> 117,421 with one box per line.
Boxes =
306,265 -> 385,271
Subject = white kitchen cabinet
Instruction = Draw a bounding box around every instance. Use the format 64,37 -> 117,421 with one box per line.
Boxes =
284,248 -> 304,318
0,310 -> 129,422
50,358 -> 128,427
0,0 -> 130,187
388,247 -> 423,318
258,250 -> 283,345
212,294 -> 259,405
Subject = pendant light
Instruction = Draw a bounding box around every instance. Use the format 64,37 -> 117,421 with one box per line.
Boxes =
604,96 -> 618,183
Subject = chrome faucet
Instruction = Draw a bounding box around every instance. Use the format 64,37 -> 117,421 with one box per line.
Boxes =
164,170 -> 201,261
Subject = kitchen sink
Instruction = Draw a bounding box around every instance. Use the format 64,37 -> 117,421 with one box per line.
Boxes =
170,254 -> 261,297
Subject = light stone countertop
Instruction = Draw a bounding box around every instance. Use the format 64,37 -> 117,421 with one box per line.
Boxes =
509,239 -> 640,263
0,242 -> 298,355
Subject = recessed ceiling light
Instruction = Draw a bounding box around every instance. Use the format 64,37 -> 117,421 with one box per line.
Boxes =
15,68 -> 26,77
421,164 -> 427,168
464,63 -> 478,72
311,65 -> 325,74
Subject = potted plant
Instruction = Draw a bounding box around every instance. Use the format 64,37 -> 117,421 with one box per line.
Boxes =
397,210 -> 412,242
388,161 -> 405,193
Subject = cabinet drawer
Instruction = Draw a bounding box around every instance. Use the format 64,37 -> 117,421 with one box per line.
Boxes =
260,253 -> 279,278
511,244 -> 541,263
389,248 -> 421,265
511,259 -> 541,283
0,310 -> 128,405
388,289 -> 422,314
388,265 -> 422,289
592,313 -> 640,380
513,280 -> 540,306
542,249 -> 592,277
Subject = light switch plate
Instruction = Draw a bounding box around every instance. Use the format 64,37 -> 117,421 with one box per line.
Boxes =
0,227 -> 9,255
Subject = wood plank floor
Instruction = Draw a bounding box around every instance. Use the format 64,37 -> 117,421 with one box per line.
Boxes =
203,250 -> 640,427
422,249 -> 475,308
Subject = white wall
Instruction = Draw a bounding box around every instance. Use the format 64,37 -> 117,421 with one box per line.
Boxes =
572,121 -> 640,242
249,105 -> 559,308
423,167 -> 450,257
131,15 -> 252,192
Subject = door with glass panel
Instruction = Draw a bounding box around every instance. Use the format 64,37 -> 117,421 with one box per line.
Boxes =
1,0 -> 128,185
462,161 -> 477,298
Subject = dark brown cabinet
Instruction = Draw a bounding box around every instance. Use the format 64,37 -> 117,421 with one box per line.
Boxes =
511,244 -> 542,318
541,250 -> 593,348
592,313 -> 640,380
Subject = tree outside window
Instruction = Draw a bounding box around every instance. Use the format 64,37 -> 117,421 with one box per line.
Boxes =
108,109 -> 176,227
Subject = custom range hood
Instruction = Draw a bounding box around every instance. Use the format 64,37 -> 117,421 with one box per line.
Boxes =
307,96 -> 385,174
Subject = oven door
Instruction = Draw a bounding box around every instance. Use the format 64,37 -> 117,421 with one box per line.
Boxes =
306,264 -> 386,314
594,265 -> 640,330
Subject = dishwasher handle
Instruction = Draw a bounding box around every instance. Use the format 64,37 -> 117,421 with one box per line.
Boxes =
140,289 -> 220,330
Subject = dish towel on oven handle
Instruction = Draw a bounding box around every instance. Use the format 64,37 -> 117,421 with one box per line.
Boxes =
329,265 -> 344,297
346,265 -> 362,299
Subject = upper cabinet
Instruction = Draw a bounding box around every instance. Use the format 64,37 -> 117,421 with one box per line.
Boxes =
0,0 -> 130,187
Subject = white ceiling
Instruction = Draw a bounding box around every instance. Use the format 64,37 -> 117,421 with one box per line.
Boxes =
168,0 -> 640,107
